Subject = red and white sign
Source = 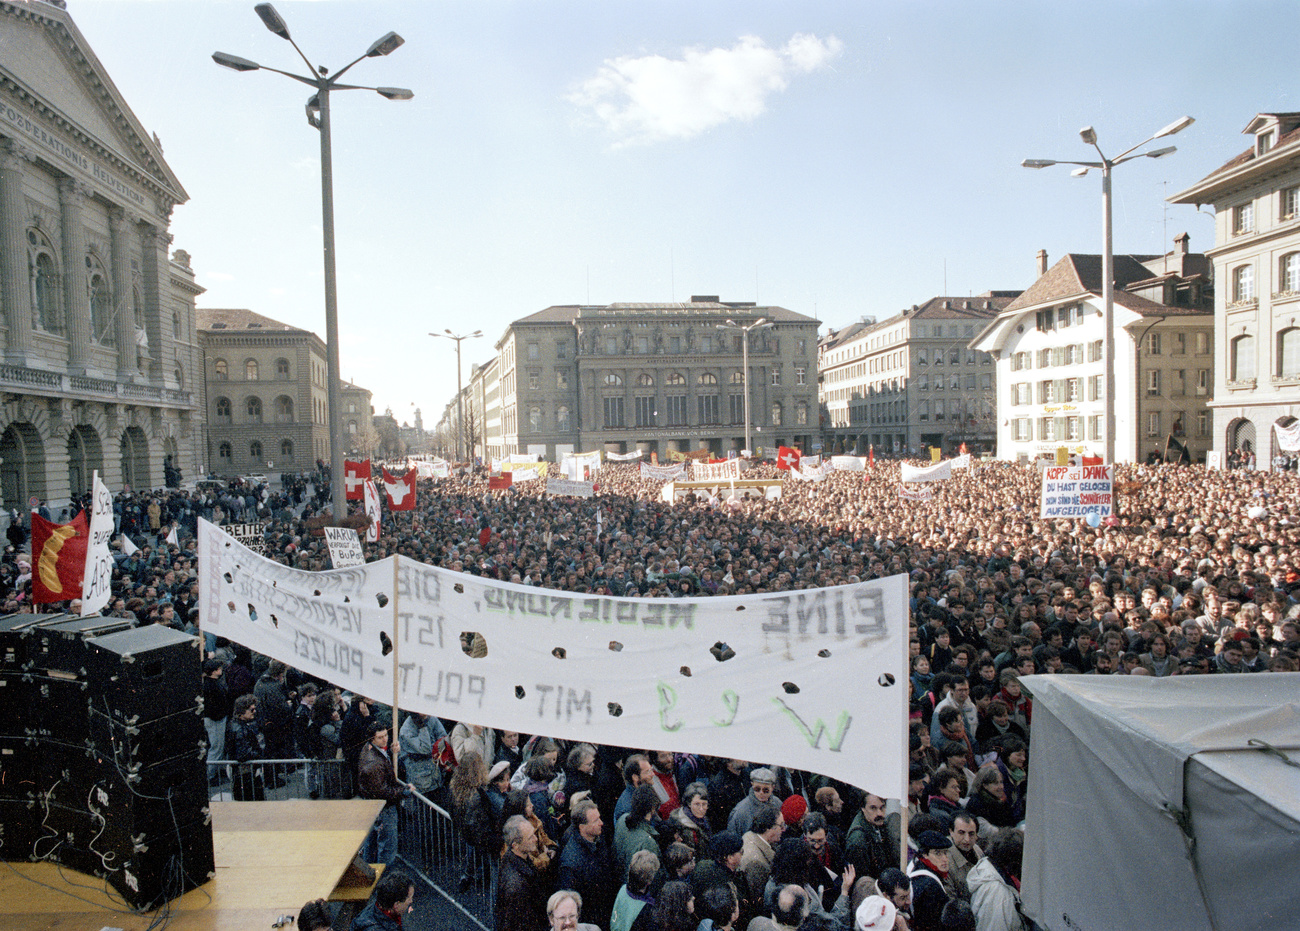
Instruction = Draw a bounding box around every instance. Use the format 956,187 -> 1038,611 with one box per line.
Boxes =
776,446 -> 801,471
381,467 -> 416,511
344,459 -> 372,501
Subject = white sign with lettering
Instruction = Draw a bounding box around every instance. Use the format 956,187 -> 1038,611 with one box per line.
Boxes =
323,526 -> 365,569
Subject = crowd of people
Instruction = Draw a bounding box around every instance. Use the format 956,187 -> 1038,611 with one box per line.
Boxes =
4,455 -> 1298,931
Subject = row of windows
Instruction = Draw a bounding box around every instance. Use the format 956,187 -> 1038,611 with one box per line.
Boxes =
217,439 -> 295,461
1011,377 -> 1106,405
213,358 -> 292,380
917,348 -> 988,366
1009,411 -> 1212,443
1229,328 -> 1300,381
916,399 -> 995,423
580,397 -> 810,430
1231,186 -> 1299,236
213,395 -> 295,424
590,368 -> 807,388
1036,304 -> 1086,332
526,334 -> 803,360
1231,253 -> 1300,303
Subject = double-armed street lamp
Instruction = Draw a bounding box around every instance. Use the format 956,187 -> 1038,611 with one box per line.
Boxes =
430,330 -> 482,463
1022,116 -> 1194,465
717,316 -> 773,455
214,3 -> 413,516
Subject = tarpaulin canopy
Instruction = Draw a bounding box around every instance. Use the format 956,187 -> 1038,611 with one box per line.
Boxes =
1021,673 -> 1300,931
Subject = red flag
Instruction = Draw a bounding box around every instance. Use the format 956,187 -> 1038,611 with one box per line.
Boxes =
776,446 -> 801,471
344,458 -> 372,500
1082,454 -> 1103,466
869,444 -> 875,467
32,511 -> 89,604
488,474 -> 512,490
959,442 -> 969,455
381,467 -> 416,511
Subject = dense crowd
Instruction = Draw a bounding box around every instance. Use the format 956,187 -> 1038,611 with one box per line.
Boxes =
4,457 -> 1298,931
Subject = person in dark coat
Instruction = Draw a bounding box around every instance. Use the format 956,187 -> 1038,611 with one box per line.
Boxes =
558,798 -> 616,928
496,814 -> 548,931
906,830 -> 953,931
352,869 -> 415,931
225,694 -> 265,801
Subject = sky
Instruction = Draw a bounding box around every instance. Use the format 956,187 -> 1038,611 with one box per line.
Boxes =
64,0 -> 1297,428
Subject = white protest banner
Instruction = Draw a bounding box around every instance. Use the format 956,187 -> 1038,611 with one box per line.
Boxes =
900,460 -> 953,483
803,455 -> 821,468
830,456 -> 866,471
363,480 -> 380,542
641,461 -> 687,481
501,457 -> 543,473
899,484 -> 933,501
690,459 -> 741,482
547,478 -> 595,498
324,526 -> 366,569
508,463 -> 547,483
561,450 -> 602,480
951,454 -> 972,470
226,521 -> 268,554
789,463 -> 827,482
414,460 -> 449,480
1040,464 -> 1113,518
80,471 -> 114,616
607,450 -> 643,461
1275,420 -> 1300,452
198,518 -> 907,798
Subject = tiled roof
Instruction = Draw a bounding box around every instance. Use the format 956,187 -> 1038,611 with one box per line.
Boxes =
1001,254 -> 1210,318
909,295 -> 1018,320
513,301 -> 818,326
1197,118 -> 1300,183
197,307 -> 307,333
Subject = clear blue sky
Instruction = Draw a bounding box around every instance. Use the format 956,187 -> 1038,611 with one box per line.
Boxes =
69,0 -> 1295,425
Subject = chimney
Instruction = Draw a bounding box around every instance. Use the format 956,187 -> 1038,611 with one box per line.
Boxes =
1036,249 -> 1048,278
1174,232 -> 1190,255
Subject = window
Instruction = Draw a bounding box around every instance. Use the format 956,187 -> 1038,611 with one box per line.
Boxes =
1147,412 -> 1161,437
1013,418 -> 1031,442
919,373 -> 930,390
795,366 -> 807,386
1278,328 -> 1300,377
240,359 -> 256,381
1197,410 -> 1210,437
1231,265 -> 1255,303
796,402 -> 808,425
1066,416 -> 1081,441
1172,369 -> 1187,396
1146,333 -> 1161,355
527,342 -> 540,360
1281,253 -> 1300,294
1038,380 -> 1055,404
636,336 -> 649,353
1088,375 -> 1104,401
246,397 -> 263,422
347,420 -> 357,434
1038,417 -> 1056,441
665,395 -> 687,426
1146,370 -> 1161,396
949,374 -> 961,391
603,372 -> 623,387
1066,378 -> 1081,401
918,348 -> 929,366
557,406 -> 571,431
86,255 -> 112,343
1231,335 -> 1256,381
981,373 -> 992,390
770,402 -> 783,426
215,397 -> 232,424
276,358 -> 290,378
250,441 -> 263,460
28,230 -> 60,333
666,372 -> 685,386
1088,415 -> 1102,441
934,399 -> 945,421
918,401 -> 930,422
1036,310 -> 1054,333
528,372 -> 540,390
275,396 -> 294,423
700,336 -> 712,353
281,439 -> 293,459
603,396 -> 625,428
557,370 -> 569,389
697,395 -> 719,424
770,370 -> 781,386
1088,340 -> 1103,363
729,372 -> 744,385
635,396 -> 655,427
1172,333 -> 1186,355
218,442 -> 232,461
529,407 -> 542,432
1197,369 -> 1211,395
1233,202 -> 1254,235
555,342 -> 567,360
698,372 -> 718,386
1283,186 -> 1300,221
729,394 -> 744,424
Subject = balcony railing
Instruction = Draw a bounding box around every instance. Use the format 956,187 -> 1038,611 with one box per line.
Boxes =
1,364 -> 194,406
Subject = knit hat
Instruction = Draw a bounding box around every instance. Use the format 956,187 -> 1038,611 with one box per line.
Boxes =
781,793 -> 808,827
855,896 -> 898,931
711,831 -> 743,857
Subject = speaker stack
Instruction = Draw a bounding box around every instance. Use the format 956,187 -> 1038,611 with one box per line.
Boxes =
0,614 -> 215,910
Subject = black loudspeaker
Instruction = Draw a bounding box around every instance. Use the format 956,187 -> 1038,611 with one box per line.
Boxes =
86,626 -> 205,724
30,615 -> 134,674
0,734 -> 38,800
87,704 -> 206,770
24,671 -> 92,739
0,613 -> 53,671
0,671 -> 31,738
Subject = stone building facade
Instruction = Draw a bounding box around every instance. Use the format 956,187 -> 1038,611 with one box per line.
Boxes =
340,380 -> 375,459
0,0 -> 202,507
483,297 -> 821,460
1171,112 -> 1300,467
197,309 -> 330,477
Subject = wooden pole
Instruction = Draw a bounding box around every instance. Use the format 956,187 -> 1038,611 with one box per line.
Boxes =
390,554 -> 401,779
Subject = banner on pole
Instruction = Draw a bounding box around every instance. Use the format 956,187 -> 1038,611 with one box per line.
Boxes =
1040,464 -> 1113,518
640,462 -> 687,481
546,478 -> 595,498
690,459 -> 741,482
324,526 -> 365,569
198,519 -> 907,798
81,471 -> 114,616
901,460 -> 953,483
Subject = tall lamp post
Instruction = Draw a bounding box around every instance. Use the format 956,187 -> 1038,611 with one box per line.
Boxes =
431,330 -> 482,462
214,3 -> 413,516
1021,116 -> 1194,465
717,317 -> 773,455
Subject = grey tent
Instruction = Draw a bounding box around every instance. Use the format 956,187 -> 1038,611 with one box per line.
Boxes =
1020,673 -> 1300,931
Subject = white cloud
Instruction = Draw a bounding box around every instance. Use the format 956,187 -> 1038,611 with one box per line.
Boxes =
569,33 -> 843,145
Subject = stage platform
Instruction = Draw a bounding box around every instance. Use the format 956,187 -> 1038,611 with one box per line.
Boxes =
1,799 -> 384,931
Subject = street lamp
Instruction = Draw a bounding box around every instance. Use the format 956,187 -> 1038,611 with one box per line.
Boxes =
430,330 -> 482,463
716,317 -> 773,455
214,3 -> 413,516
1022,116 -> 1193,465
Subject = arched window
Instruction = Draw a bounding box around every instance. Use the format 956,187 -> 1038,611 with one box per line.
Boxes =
347,420 -> 357,434
245,359 -> 259,380
557,405 -> 570,431
276,357 -> 290,378
275,396 -> 294,423
1278,327 -> 1300,378
214,359 -> 228,380
218,442 -> 232,461
603,372 -> 623,386
796,402 -> 808,425
637,373 -> 654,387
666,372 -> 686,386
28,230 -> 61,332
246,397 -> 263,422
729,372 -> 744,385
280,439 -> 294,459
697,372 -> 718,385
215,397 -> 232,424
771,402 -> 783,426
1231,334 -> 1256,381
250,440 -> 263,460
529,407 -> 542,431
1233,265 -> 1255,302
87,254 -> 112,344
1281,253 -> 1300,294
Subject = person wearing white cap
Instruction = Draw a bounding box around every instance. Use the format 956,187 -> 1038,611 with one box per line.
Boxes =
855,894 -> 899,931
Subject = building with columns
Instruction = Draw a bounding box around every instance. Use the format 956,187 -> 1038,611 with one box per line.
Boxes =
479,297 -> 820,460
0,0 -> 202,507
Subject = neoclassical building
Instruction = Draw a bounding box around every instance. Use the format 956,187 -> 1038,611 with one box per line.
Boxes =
0,0 -> 202,507
1171,112 -> 1300,466
480,297 -> 821,460
197,309 -> 330,477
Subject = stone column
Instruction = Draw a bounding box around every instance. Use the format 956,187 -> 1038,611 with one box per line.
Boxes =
110,208 -> 136,378
0,143 -> 35,364
58,178 -> 93,372
138,221 -> 170,380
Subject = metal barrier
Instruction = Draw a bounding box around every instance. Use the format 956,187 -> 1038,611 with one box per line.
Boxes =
399,788 -> 494,930
207,758 -> 352,801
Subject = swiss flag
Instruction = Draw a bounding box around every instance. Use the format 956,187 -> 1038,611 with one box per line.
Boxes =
488,474 -> 512,491
1081,454 -> 1103,466
776,446 -> 801,471
344,459 -> 372,500
381,467 -> 416,511
32,511 -> 89,604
